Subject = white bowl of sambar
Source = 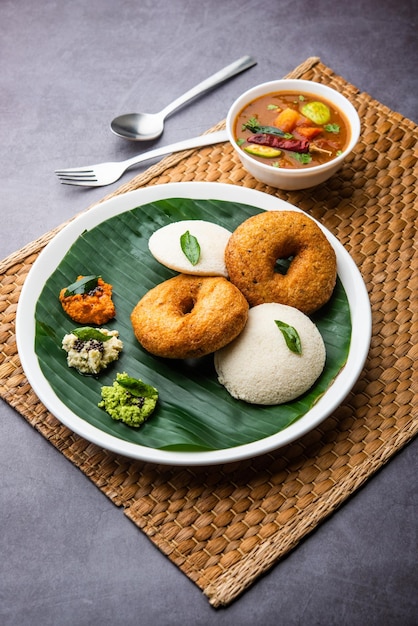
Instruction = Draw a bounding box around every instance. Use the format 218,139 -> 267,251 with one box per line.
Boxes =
226,79 -> 360,190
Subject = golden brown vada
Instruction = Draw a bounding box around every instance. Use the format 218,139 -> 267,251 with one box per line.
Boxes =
225,211 -> 337,314
131,274 -> 249,359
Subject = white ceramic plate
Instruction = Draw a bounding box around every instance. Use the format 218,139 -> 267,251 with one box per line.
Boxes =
16,182 -> 371,465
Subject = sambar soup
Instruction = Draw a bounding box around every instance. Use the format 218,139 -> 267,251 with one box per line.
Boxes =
234,91 -> 350,169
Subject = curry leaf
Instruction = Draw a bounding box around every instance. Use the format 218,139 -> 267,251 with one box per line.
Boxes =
72,327 -> 112,342
274,320 -> 302,354
242,117 -> 292,138
64,275 -> 99,297
118,375 -> 158,399
180,230 -> 200,265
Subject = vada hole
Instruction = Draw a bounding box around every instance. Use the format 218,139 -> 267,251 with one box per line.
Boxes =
179,296 -> 195,315
275,256 -> 294,275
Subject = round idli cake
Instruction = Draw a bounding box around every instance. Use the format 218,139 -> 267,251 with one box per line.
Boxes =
214,303 -> 326,405
148,219 -> 232,277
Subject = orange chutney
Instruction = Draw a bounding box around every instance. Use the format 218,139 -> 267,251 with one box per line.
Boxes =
59,276 -> 116,325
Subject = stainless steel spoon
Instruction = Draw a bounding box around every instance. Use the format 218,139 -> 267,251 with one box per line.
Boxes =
110,55 -> 256,141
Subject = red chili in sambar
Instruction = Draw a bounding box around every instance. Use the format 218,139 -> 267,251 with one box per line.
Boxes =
234,91 -> 350,169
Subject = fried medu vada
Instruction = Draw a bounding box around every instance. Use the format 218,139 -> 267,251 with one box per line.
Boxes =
225,211 -> 337,314
131,274 -> 249,359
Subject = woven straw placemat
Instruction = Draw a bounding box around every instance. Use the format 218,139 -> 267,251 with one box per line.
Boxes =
1,57 -> 417,607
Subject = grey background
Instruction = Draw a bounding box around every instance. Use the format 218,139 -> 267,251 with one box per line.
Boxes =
1,1 -> 417,624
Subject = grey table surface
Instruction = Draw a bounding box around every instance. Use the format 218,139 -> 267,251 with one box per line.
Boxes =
1,1 -> 417,624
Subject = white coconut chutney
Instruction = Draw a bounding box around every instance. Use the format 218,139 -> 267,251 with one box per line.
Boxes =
62,328 -> 123,375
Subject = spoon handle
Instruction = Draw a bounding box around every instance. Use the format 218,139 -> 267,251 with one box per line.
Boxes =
123,129 -> 229,169
160,56 -> 257,118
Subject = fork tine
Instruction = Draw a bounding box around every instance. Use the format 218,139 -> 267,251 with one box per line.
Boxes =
56,174 -> 97,181
58,178 -> 100,187
54,167 -> 94,174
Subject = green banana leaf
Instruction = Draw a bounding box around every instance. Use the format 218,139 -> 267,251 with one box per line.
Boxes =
35,198 -> 351,452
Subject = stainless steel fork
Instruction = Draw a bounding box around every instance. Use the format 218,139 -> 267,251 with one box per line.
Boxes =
55,129 -> 228,187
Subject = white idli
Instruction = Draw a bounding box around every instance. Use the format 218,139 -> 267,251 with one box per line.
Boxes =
148,220 -> 232,277
214,303 -> 326,405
